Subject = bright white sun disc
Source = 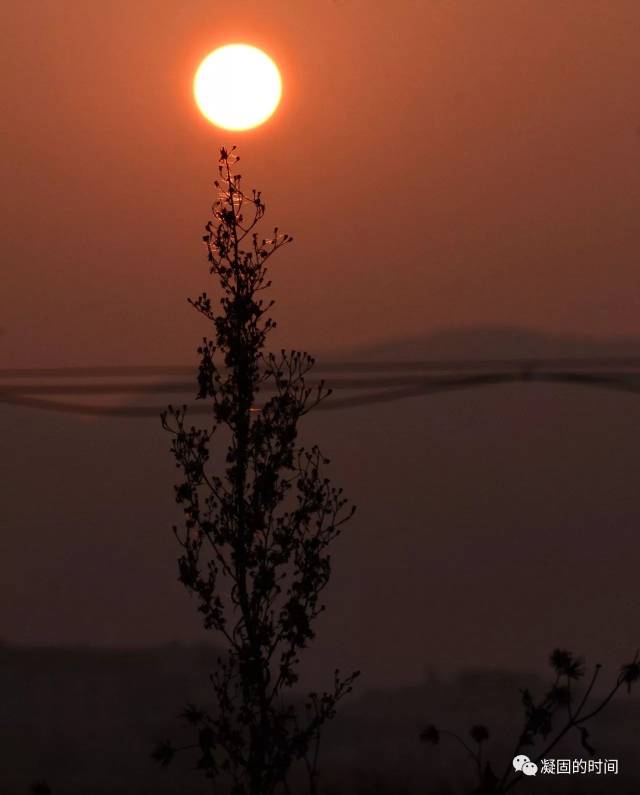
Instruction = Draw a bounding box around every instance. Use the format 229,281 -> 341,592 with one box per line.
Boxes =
194,44 -> 282,131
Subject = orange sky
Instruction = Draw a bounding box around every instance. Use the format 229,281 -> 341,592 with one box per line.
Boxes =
3,0 -> 640,368
4,2 -> 640,680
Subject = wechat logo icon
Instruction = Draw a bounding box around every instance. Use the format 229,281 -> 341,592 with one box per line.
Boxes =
513,755 -> 538,776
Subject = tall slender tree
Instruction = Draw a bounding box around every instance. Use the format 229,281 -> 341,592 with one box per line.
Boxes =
157,147 -> 358,795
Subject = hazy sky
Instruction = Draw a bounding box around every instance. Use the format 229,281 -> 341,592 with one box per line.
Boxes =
3,0 -> 640,367
3,1 -> 640,686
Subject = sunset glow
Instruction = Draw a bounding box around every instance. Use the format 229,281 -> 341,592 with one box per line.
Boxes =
193,44 -> 282,131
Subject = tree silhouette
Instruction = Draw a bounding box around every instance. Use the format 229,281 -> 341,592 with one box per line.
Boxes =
157,147 -> 358,795
420,648 -> 640,794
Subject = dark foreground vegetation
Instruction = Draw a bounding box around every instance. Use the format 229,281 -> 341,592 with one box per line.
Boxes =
2,642 -> 638,795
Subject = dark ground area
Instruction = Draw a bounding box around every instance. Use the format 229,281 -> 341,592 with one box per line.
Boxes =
2,643 -> 638,794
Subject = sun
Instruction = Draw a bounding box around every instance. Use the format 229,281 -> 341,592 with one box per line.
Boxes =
193,44 -> 282,131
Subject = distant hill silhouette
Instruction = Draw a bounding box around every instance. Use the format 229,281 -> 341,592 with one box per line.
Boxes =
349,325 -> 640,361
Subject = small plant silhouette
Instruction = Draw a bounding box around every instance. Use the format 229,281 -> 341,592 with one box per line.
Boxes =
157,147 -> 358,795
420,647 -> 640,794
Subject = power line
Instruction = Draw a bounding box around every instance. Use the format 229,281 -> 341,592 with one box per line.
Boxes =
2,360 -> 640,418
3,357 -> 640,379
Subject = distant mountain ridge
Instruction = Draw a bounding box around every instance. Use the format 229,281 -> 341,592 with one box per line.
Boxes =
342,325 -> 640,361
